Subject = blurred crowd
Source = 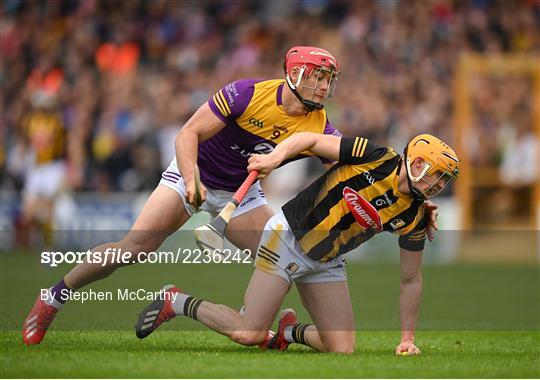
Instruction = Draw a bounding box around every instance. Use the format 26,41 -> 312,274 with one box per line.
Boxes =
1,0 -> 539,195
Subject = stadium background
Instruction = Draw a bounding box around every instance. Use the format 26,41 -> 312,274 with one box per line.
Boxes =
1,0 -> 539,378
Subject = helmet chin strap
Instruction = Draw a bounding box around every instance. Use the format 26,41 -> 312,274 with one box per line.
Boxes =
285,74 -> 324,112
401,151 -> 427,202
406,171 -> 427,201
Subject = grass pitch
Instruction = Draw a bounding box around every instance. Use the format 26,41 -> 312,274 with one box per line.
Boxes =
1,330 -> 539,378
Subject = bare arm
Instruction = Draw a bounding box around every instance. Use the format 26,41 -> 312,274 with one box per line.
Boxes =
247,132 -> 341,178
396,248 -> 423,355
176,102 -> 225,205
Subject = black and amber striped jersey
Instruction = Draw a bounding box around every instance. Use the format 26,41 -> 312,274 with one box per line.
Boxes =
282,136 -> 428,261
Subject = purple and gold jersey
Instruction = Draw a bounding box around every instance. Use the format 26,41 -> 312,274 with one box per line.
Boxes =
200,78 -> 340,191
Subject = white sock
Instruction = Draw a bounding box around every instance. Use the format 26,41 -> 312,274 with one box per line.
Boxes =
284,325 -> 295,343
171,292 -> 190,316
239,305 -> 246,317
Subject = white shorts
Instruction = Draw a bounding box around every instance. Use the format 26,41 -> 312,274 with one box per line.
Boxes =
23,161 -> 65,198
159,158 -> 268,219
255,211 -> 347,285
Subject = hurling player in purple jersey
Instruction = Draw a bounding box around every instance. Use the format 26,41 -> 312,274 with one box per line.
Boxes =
22,46 -> 347,345
23,46 -> 440,346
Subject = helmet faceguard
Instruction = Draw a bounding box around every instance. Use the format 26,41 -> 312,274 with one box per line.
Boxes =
283,46 -> 339,112
403,134 -> 460,200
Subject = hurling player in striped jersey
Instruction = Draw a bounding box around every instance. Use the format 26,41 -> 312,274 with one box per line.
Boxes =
135,133 -> 458,355
23,46 -> 439,346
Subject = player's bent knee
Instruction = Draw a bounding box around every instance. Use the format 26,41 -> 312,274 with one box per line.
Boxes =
229,330 -> 267,346
322,333 -> 355,354
324,342 -> 355,354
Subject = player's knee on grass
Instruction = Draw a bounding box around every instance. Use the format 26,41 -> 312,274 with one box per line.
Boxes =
229,330 -> 267,346
322,332 -> 355,354
323,342 -> 355,354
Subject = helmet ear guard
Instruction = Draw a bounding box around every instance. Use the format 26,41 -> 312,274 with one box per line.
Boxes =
403,134 -> 460,200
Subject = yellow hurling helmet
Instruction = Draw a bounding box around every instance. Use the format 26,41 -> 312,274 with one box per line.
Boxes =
404,134 -> 460,200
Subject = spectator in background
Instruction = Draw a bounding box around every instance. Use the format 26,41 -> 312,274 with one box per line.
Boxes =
17,68 -> 67,246
1,0 -> 538,196
497,119 -> 538,221
500,122 -> 538,188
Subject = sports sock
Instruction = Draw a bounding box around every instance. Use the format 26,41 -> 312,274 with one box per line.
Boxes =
284,323 -> 312,345
47,278 -> 74,308
239,305 -> 246,316
172,293 -> 204,320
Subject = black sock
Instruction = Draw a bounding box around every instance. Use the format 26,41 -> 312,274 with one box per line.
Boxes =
285,323 -> 312,345
183,296 -> 204,320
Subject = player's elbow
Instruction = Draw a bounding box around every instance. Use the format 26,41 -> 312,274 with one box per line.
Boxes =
176,124 -> 197,142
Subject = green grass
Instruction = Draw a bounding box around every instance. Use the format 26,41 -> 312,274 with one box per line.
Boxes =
2,254 -> 538,331
1,330 -> 539,378
1,252 -> 539,377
